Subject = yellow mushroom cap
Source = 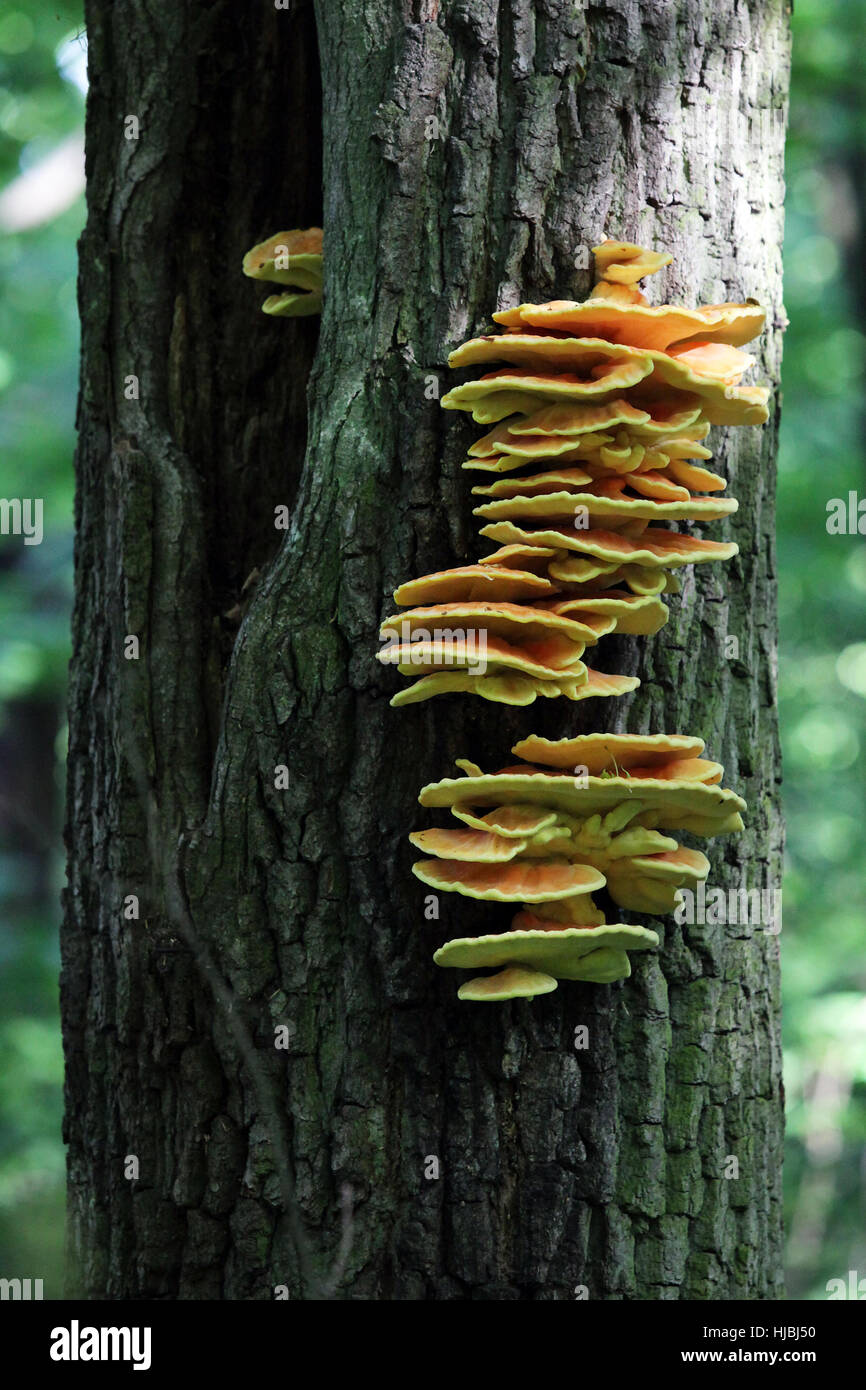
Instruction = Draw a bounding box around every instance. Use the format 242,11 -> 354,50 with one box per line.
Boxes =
412,857 -> 606,902
434,922 -> 658,978
418,768 -> 746,835
407,799 -> 719,920
380,600 -> 605,647
456,804 -> 560,838
499,427 -> 708,474
458,391 -> 551,424
614,470 -> 692,502
516,891 -> 606,926
448,333 -> 642,372
537,591 -> 669,636
632,757 -> 723,784
652,426 -> 713,456
380,630 -> 587,680
472,488 -> 738,525
480,521 -> 739,567
448,366 -> 768,427
591,239 -> 673,285
589,280 -> 650,307
470,402 -> 651,457
462,452 -> 555,474
448,335 -> 754,390
262,290 -> 323,317
626,846 -> 710,882
511,731 -> 706,774
392,564 -> 559,606
667,459 -> 727,492
388,665 -> 636,707
548,556 -> 669,595
478,543 -> 561,571
242,227 -> 323,279
243,228 -> 323,317
578,667 -> 642,698
408,828 -> 528,862
442,361 -> 655,415
457,966 -> 559,1001
668,341 -> 756,383
605,847 -> 710,913
491,298 -> 766,353
509,398 -> 702,440
472,467 -> 594,497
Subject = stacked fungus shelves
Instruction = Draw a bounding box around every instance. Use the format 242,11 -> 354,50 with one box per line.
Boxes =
244,231 -> 769,1003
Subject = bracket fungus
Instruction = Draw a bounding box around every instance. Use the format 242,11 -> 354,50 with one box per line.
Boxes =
363,235 -> 763,998
434,919 -> 660,1000
413,733 -> 744,997
377,237 -> 768,709
242,227 -> 323,316
491,261 -> 766,351
238,231 -> 763,998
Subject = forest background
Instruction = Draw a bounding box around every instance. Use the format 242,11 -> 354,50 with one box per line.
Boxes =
0,0 -> 862,1299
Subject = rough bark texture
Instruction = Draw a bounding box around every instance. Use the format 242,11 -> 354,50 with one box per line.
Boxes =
64,0 -> 790,1299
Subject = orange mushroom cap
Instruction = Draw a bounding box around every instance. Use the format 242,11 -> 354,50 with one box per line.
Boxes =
242,228 -> 322,275
666,459 -> 727,492
242,228 -> 323,317
380,600 -> 604,647
511,731 -> 706,774
409,827 -> 529,862
491,297 -> 766,352
448,335 -> 755,392
393,564 -> 559,606
442,361 -> 657,418
478,544 -> 561,571
412,857 -> 606,902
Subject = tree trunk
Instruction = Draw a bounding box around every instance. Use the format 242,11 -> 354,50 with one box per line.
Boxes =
63,0 -> 790,1300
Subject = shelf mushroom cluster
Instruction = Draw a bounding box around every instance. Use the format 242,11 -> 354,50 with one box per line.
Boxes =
242,227 -> 323,316
413,733 -> 746,1000
241,229 -> 767,1003
377,240 -> 769,707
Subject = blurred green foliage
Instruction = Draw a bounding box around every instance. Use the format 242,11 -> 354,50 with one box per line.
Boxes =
0,0 -> 83,1297
0,0 -> 862,1302
779,0 -> 866,1302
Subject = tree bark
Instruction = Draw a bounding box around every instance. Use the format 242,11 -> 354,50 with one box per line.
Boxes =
64,0 -> 790,1299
